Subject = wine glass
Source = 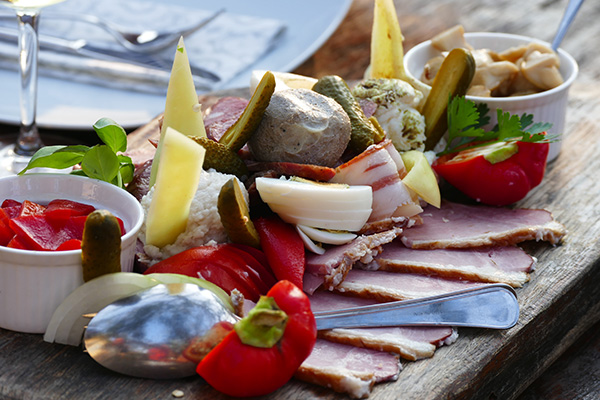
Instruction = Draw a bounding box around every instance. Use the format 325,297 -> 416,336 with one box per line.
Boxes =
0,0 -> 67,177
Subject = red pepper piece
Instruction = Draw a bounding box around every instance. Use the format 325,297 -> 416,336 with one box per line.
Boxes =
45,199 -> 96,216
44,199 -> 96,227
56,239 -> 82,251
254,216 -> 305,289
143,245 -> 263,301
197,280 -> 317,397
7,235 -> 29,250
0,206 -> 21,225
433,140 -> 549,206
9,214 -> 87,251
0,219 -> 15,246
1,199 -> 21,208
19,200 -> 46,217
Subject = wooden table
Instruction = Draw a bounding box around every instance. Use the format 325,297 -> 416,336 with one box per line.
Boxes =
1,0 -> 599,399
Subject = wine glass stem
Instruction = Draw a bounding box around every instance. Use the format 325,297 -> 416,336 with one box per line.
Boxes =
15,10 -> 43,156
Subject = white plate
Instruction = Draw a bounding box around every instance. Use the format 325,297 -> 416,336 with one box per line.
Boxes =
0,0 -> 352,130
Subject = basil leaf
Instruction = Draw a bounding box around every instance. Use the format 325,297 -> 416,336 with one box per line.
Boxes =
70,169 -> 87,176
81,145 -> 120,182
118,162 -> 135,187
18,145 -> 89,175
93,117 -> 127,153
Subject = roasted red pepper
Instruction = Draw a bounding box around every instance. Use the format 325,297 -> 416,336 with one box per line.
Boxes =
254,216 -> 305,289
432,139 -> 549,206
197,280 -> 316,397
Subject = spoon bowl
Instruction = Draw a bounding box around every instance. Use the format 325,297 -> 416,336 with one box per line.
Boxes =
84,283 -> 238,379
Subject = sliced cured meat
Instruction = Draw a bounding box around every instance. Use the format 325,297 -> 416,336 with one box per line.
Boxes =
331,140 -> 422,223
335,270 -> 486,302
203,96 -> 249,142
126,159 -> 153,201
401,200 -> 566,249
295,339 -> 400,399
363,242 -> 535,287
245,160 -> 336,181
309,291 -> 456,360
305,227 -> 402,290
320,326 -> 456,362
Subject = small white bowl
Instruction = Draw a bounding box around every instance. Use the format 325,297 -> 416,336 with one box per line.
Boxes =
0,174 -> 144,334
404,32 -> 579,162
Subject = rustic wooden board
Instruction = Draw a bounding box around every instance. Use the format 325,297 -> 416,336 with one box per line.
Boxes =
2,0 -> 600,398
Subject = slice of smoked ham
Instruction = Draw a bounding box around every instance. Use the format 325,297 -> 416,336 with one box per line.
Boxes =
309,290 -> 456,360
295,339 -> 400,399
204,97 -> 249,142
401,200 -> 566,249
362,242 -> 535,287
305,227 -> 402,290
334,269 -> 487,302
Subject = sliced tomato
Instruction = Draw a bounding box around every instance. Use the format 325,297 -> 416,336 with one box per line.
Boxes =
143,245 -> 263,301
227,244 -> 277,288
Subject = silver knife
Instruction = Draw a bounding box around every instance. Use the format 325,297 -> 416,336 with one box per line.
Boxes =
0,26 -> 220,83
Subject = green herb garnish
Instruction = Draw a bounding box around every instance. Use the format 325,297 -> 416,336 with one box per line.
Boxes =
18,118 -> 134,188
437,96 -> 555,156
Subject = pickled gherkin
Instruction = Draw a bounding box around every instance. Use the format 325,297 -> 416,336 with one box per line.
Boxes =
313,75 -> 383,154
81,210 -> 121,282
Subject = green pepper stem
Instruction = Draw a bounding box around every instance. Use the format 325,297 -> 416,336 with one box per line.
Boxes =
235,296 -> 288,348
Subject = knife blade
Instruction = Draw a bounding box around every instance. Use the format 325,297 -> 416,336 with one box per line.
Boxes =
0,26 -> 220,83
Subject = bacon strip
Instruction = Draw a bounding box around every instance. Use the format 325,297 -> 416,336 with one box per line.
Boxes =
401,201 -> 566,249
295,339 -> 400,399
362,242 -> 535,287
305,228 -> 402,290
331,140 -> 421,223
309,291 -> 456,360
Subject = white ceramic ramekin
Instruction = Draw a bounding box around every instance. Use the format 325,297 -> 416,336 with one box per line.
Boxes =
404,32 -> 579,162
0,174 -> 144,334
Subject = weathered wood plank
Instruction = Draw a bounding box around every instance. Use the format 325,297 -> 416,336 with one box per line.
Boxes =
1,0 -> 600,399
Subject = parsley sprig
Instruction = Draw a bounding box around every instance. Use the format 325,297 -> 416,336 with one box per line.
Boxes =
437,96 -> 556,156
18,118 -> 134,188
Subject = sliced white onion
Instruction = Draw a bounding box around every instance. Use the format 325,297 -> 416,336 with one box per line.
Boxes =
297,225 -> 357,245
296,225 -> 326,255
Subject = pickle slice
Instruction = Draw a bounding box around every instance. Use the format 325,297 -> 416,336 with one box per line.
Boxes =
217,177 -> 260,248
421,48 -> 476,151
313,75 -> 382,153
219,71 -> 276,152
81,209 -> 122,282
191,136 -> 248,178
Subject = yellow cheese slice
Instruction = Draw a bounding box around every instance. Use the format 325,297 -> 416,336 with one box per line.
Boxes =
145,127 -> 206,248
150,37 -> 207,187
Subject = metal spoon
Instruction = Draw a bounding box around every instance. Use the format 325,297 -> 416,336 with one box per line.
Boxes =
551,0 -> 585,51
84,283 -> 519,379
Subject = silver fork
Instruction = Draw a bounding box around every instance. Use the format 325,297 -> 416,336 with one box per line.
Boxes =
41,7 -> 225,53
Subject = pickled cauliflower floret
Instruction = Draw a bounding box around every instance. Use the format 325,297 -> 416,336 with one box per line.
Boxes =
352,79 -> 426,152
139,169 -> 245,264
